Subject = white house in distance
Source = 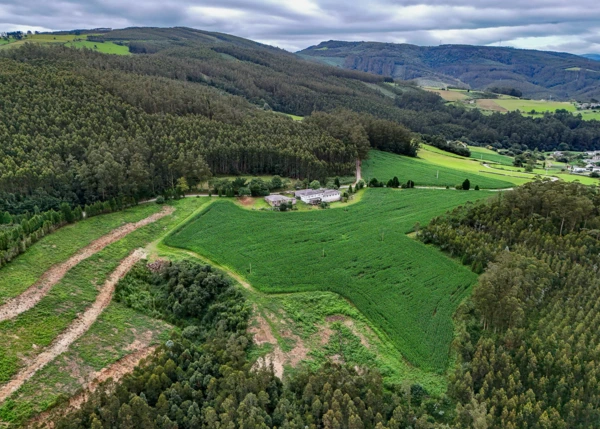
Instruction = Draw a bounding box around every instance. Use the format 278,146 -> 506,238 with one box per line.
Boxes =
294,188 -> 341,204
264,195 -> 296,207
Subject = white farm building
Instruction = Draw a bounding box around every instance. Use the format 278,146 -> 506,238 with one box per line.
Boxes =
295,188 -> 341,204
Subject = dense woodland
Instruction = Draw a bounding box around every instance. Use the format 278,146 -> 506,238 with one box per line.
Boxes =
2,29 -> 600,214
420,181 -> 600,427
51,261 -> 447,429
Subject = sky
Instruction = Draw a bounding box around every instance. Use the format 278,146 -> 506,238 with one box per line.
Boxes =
1,0 -> 599,54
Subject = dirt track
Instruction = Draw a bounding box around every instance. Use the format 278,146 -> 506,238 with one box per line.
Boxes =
0,249 -> 147,404
27,345 -> 157,428
0,206 -> 174,322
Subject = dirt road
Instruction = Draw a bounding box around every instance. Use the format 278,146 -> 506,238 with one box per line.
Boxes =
27,345 -> 157,428
0,206 -> 174,322
0,249 -> 147,404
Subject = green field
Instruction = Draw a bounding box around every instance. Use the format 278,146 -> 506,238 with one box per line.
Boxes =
362,150 -> 516,188
0,34 -> 130,55
165,189 -> 487,372
469,146 -> 514,165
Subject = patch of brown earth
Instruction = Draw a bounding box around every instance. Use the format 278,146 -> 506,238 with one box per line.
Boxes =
0,206 -> 174,322
249,312 -> 316,379
237,197 -> 256,207
476,99 -> 507,112
0,249 -> 147,404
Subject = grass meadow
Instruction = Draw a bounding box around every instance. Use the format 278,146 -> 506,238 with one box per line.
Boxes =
468,146 -> 515,165
165,189 -> 490,373
362,149 -> 518,188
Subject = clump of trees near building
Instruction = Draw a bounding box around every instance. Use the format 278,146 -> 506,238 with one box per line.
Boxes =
419,180 -> 600,427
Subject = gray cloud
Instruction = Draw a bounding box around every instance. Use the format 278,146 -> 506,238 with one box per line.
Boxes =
0,0 -> 599,54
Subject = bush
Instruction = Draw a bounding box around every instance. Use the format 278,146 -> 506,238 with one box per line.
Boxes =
475,185 -> 480,190
156,196 -> 165,204
462,179 -> 471,191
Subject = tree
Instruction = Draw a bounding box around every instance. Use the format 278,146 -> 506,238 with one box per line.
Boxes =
176,177 -> 189,196
462,179 -> 470,191
310,180 -> 321,190
270,175 -> 283,190
334,177 -> 341,188
60,203 -> 75,223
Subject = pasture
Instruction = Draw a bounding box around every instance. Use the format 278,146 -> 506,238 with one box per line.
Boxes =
469,146 -> 515,165
362,149 -> 518,188
165,189 -> 488,373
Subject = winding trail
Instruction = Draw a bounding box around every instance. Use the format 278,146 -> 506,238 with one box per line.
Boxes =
0,206 -> 174,322
0,249 -> 147,404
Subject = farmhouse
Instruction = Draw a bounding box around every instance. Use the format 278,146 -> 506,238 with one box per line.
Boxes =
264,195 -> 296,207
295,188 -> 341,204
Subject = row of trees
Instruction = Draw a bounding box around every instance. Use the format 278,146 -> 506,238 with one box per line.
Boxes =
419,181 -> 600,427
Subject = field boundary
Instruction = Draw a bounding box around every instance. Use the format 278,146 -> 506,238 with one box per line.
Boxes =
0,207 -> 173,322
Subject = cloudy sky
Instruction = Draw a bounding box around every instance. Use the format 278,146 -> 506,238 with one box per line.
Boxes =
1,0 -> 599,54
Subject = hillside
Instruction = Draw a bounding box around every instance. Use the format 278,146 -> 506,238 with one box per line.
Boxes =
299,41 -> 600,100
583,54 -> 600,61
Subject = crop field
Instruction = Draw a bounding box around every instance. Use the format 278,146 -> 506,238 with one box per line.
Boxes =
165,189 -> 488,372
362,149 -> 518,188
469,146 -> 515,165
0,198 -> 209,425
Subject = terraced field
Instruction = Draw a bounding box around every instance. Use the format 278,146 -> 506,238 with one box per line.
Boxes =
165,189 -> 488,372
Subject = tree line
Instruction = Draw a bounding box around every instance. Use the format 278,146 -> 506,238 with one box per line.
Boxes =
419,181 -> 600,427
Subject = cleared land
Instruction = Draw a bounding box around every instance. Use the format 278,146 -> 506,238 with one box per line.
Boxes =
165,189 -> 487,373
362,149 -> 517,188
0,207 -> 173,321
0,198 -> 208,425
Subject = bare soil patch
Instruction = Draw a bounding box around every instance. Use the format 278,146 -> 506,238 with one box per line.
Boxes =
0,207 -> 174,322
476,99 -> 507,112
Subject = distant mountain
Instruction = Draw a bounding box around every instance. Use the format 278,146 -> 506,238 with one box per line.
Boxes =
583,54 -> 600,61
298,41 -> 600,100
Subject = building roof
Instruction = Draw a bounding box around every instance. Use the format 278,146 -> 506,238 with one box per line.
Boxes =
265,195 -> 294,202
295,188 -> 340,197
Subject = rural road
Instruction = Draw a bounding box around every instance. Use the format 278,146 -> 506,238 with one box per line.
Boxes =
0,248 -> 147,404
0,206 -> 174,322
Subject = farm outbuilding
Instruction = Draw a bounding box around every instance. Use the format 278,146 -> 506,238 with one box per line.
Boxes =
294,188 -> 341,204
264,195 -> 296,207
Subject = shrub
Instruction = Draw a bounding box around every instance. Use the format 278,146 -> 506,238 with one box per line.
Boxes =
156,196 -> 165,204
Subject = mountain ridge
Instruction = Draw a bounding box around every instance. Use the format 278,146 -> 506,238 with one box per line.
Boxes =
298,40 -> 600,101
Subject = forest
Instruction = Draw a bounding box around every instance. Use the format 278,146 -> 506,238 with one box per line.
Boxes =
419,181 -> 600,427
